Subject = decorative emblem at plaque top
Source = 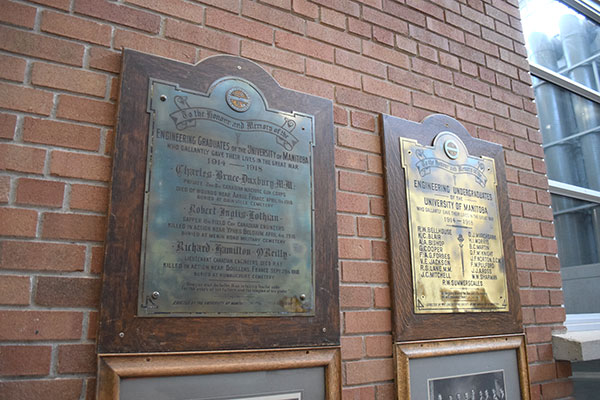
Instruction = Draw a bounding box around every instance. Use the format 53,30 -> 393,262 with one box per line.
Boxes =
401,131 -> 509,313
226,86 -> 251,112
139,76 -> 316,317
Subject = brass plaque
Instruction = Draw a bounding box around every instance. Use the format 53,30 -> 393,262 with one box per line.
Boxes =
138,78 -> 315,316
401,132 -> 508,313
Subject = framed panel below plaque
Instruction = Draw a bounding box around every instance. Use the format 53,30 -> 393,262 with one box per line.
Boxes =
97,50 -> 338,353
395,335 -> 530,400
97,347 -> 340,400
381,114 -> 522,341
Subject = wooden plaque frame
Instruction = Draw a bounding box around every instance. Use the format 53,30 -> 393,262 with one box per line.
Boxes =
395,334 -> 530,400
381,114 -> 522,341
97,347 -> 341,400
97,50 -> 338,353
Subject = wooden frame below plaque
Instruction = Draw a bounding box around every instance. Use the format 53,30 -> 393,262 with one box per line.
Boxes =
97,347 -> 341,400
395,335 -> 530,400
98,50 -> 338,353
382,114 -> 522,341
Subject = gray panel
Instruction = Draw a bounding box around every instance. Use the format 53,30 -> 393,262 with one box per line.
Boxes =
120,367 -> 324,400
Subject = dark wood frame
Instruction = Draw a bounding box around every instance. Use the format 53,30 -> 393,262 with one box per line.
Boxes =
97,49 -> 338,353
395,334 -> 530,400
97,347 -> 341,400
381,114 -> 522,341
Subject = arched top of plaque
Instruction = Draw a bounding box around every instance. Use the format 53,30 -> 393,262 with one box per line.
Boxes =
381,113 -> 522,341
99,49 -> 338,353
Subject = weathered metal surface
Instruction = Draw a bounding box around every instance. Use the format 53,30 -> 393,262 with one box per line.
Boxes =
138,78 -> 315,317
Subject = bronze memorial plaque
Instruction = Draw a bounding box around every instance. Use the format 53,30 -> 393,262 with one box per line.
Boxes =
139,79 -> 315,317
401,132 -> 508,313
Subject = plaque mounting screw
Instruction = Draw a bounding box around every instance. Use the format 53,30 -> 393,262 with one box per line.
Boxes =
159,95 -> 167,102
152,291 -> 160,299
322,327 -> 327,333
119,332 -> 125,338
299,294 -> 306,301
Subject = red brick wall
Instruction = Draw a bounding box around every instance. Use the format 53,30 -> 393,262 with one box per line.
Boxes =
0,0 -> 572,398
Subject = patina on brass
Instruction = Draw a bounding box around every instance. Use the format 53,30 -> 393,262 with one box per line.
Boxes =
138,78 -> 315,317
401,132 -> 509,313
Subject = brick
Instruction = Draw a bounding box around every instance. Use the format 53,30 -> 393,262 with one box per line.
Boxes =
409,25 -> 449,51
126,0 -> 203,23
334,105 -> 348,125
0,311 -> 83,340
518,170 -> 548,189
0,113 -> 17,140
242,41 -> 304,73
345,310 -> 391,334
372,240 -> 387,261
87,311 -> 99,339
367,154 -> 383,174
505,150 -> 532,170
418,44 -> 438,62
41,11 -> 112,47
337,214 -> 356,235
531,272 -> 562,288
29,0 -> 70,9
15,178 -> 64,208
348,17 -> 371,38
461,3 -> 494,27
36,276 -> 101,308
336,148 -> 367,171
243,0 -> 304,34
0,208 -> 37,237
307,59 -> 361,88
374,286 -> 390,308
56,95 -> 115,126
477,128 -> 514,150
207,8 -> 273,44
1,379 -> 82,400
389,66 -> 433,93
0,345 -> 52,376
166,20 -> 240,55
525,326 -> 552,344
383,0 -> 427,26
338,128 -> 381,153
556,360 -> 571,378
0,144 -> 46,175
434,82 -> 473,106
273,70 -> 334,99
540,381 -> 573,398
530,362 -> 557,383
495,116 -> 528,138
549,290 -> 564,306
346,358 -> 394,384
275,31 -> 334,62
372,26 -> 394,47
516,253 -> 545,270
70,184 -> 109,213
293,0 -> 318,18
511,217 -> 540,236
535,307 -> 566,324
114,29 -> 195,63
335,50 -> 385,78
514,235 -> 532,252
0,275 -> 30,306
350,112 -> 376,132
363,77 -> 410,104
75,0 -> 160,33
0,82 -> 53,116
338,238 -> 372,259
357,217 -> 383,237
522,203 -> 553,221
414,92 -> 455,116
0,54 -> 26,83
0,241 -> 85,272
50,151 -> 111,182
341,285 -> 371,308
0,177 -> 9,204
426,16 -> 464,43
336,87 -> 388,113
363,41 -> 409,69
365,335 -> 392,357
342,386 -> 376,400
0,0 -> 37,29
439,52 -> 460,70
32,62 -> 106,98
519,289 -> 549,306
91,246 -> 105,275
195,0 -> 239,12
307,21 -> 361,52
370,198 -> 385,216
406,0 -> 444,19
341,336 -> 364,360
42,213 -> 106,242
391,101 -> 430,122
23,117 -> 101,151
363,6 -> 408,34
456,105 -> 493,128
89,47 -> 121,73
339,171 -> 384,195
337,191 -> 369,214
342,261 -> 388,283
